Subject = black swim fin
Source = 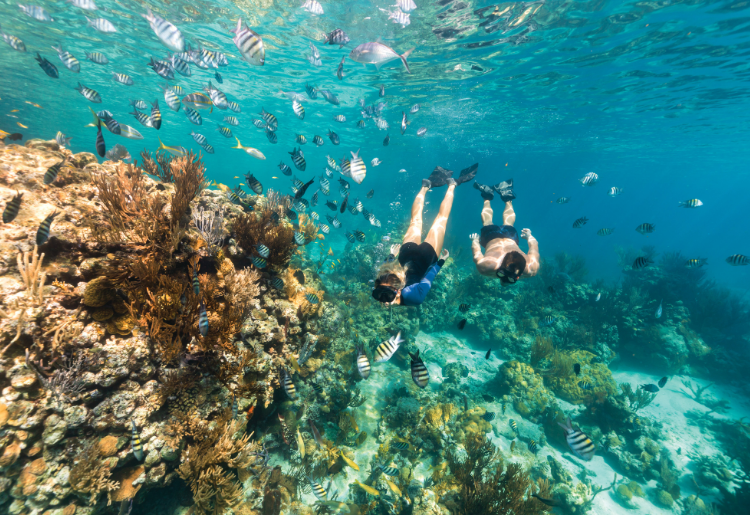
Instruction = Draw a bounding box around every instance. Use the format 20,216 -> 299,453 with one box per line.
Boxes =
493,178 -> 515,202
427,166 -> 454,188
456,163 -> 478,185
473,181 -> 494,200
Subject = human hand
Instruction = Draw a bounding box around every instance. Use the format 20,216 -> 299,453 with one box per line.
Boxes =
440,249 -> 449,260
469,233 -> 479,243
390,243 -> 401,256
521,228 -> 532,240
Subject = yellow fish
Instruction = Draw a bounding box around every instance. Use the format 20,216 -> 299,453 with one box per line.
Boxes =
10,109 -> 18,112
290,356 -> 301,374
272,176 -> 278,179
0,129 -> 10,138
213,182 -> 230,193
234,176 -> 240,179
340,453 -> 359,471
158,138 -> 186,157
296,428 -> 305,459
25,101 -> 42,109
354,479 -> 379,496
385,479 -> 402,498
17,122 -> 28,129
232,137 -> 265,160
328,247 -> 334,256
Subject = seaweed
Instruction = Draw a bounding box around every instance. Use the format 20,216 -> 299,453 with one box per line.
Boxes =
446,434 -> 552,514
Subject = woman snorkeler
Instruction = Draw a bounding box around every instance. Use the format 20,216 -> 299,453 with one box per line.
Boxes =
372,163 -> 478,306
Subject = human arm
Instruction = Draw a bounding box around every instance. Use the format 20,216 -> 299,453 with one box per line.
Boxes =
470,233 -> 484,265
521,228 -> 540,276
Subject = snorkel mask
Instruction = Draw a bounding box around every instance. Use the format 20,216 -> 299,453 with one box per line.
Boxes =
496,268 -> 520,284
372,285 -> 398,303
496,252 -> 525,284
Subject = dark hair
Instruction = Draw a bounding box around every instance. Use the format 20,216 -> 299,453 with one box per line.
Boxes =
497,252 -> 526,284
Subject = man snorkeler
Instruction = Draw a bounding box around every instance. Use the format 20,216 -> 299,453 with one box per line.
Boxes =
470,179 -> 540,283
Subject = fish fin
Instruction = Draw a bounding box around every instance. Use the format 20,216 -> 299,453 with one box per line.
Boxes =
400,47 -> 415,74
232,137 -> 242,149
232,18 -> 242,34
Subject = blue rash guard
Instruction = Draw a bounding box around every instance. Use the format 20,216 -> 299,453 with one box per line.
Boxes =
400,260 -> 443,306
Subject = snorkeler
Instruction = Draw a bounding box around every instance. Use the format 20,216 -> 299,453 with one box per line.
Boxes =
372,163 -> 479,305
470,179 -> 540,283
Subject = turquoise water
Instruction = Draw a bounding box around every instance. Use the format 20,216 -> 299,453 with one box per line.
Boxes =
2,0 -> 749,288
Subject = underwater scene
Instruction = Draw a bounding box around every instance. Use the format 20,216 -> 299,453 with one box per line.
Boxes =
2,0 -> 750,514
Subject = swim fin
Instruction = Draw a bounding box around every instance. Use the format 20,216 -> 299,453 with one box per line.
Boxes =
456,163 -> 478,185
493,178 -> 515,202
474,181 -> 494,201
427,166 -> 453,188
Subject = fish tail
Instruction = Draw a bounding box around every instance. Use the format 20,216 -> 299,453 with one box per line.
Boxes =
232,137 -> 242,149
400,47 -> 415,74
158,137 -> 165,149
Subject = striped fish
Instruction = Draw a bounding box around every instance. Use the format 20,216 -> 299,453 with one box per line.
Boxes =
283,369 -> 297,400
378,464 -> 399,477
482,412 -> 495,422
131,419 -> 144,461
278,162 -> 292,176
147,57 -> 174,79
296,134 -> 307,145
608,187 -> 623,197
265,129 -> 277,144
389,8 -> 411,27
357,120 -> 366,128
375,118 -> 389,130
113,73 -> 134,85
509,419 -> 518,433
333,114 -> 346,123
190,132 -> 207,146
228,101 -> 241,113
374,332 -> 403,363
409,350 -> 429,388
391,442 -> 409,451
142,9 -> 184,52
251,256 -> 267,268
685,258 -> 707,268
324,28 -> 350,48
632,256 -> 652,269
216,126 -> 232,138
417,127 -> 427,136
36,53 -> 58,78
289,147 -> 306,171
70,0 -> 97,9
130,109 -> 153,128
349,149 -> 366,184
558,417 -> 595,461
52,44 -> 80,72
635,223 -> 655,235
305,83 -> 317,99
272,277 -> 284,289
346,231 -> 355,243
75,82 -> 101,103
205,81 -> 228,109
726,254 -> 749,266
2,30 -> 26,52
2,192 -> 23,223
303,0 -> 324,14
331,216 -> 341,228
130,99 -> 148,110
36,210 -> 59,245
150,100 -> 162,130
528,439 -> 538,453
313,135 -> 324,146
355,344 -> 370,379
327,130 -> 340,145
44,164 -> 63,184
95,120 -> 106,156
578,381 -> 593,390
224,116 -> 239,126
597,228 -> 614,236
260,109 -> 277,130
557,197 -> 570,204
232,19 -> 265,65
192,270 -> 200,295
294,232 -> 305,245
171,54 -> 191,76
256,244 -> 270,258
305,293 -> 319,304
354,230 -> 365,242
162,84 -> 181,111
198,301 -> 209,337
293,100 -> 305,119
579,172 -> 598,186
678,198 -> 703,208
319,224 -> 329,234
86,17 -> 117,33
55,132 -> 71,147
572,216 -> 588,228
86,52 -> 108,64
184,107 -> 203,125
308,476 -> 327,500
20,4 -> 52,21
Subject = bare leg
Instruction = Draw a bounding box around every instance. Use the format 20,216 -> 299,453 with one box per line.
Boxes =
425,183 -> 456,256
481,200 -> 493,226
503,201 -> 516,226
403,185 -> 429,244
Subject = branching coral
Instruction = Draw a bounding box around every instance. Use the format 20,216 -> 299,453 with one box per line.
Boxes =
224,268 -> 261,318
140,150 -> 174,183
619,383 -> 656,412
17,245 -> 46,304
232,210 -> 296,271
446,434 -> 552,515
177,418 -> 261,515
26,349 -> 85,407
192,205 -> 226,255
69,440 -> 121,505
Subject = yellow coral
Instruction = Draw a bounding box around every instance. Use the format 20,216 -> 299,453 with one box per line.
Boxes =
91,306 -> 114,321
544,350 -> 617,404
83,277 -> 116,307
